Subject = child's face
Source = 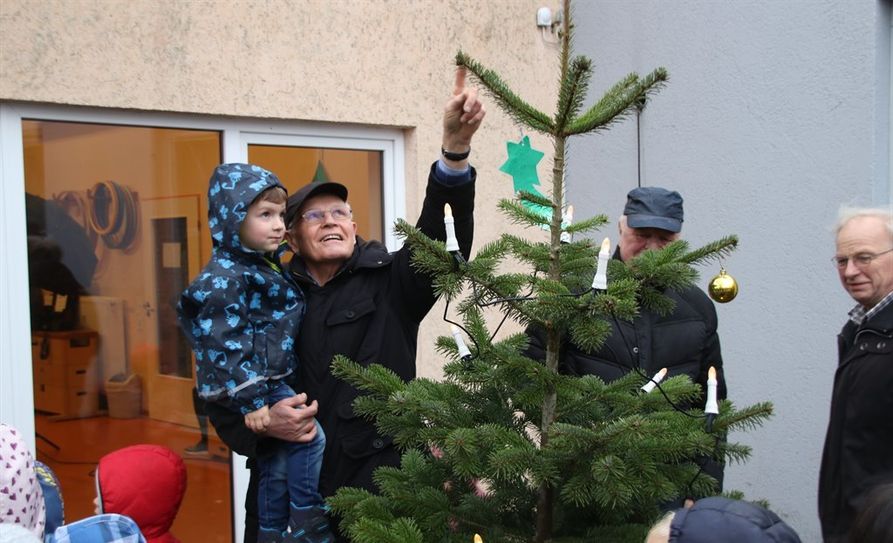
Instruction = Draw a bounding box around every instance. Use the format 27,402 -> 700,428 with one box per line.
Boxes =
240,198 -> 286,253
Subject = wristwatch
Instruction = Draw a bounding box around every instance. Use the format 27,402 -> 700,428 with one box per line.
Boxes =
441,146 -> 471,161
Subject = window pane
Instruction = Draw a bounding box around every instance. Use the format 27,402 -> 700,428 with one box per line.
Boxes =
24,120 -> 233,542
248,145 -> 384,241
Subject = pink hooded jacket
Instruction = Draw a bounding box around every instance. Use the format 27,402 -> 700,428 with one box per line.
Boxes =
0,423 -> 45,539
96,444 -> 186,543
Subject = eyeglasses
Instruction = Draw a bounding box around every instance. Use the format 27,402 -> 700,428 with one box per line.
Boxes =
300,205 -> 352,224
831,247 -> 893,269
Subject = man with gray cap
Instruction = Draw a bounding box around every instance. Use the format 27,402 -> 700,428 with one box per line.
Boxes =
527,186 -> 727,496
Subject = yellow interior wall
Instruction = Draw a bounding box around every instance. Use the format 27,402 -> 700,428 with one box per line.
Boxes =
248,146 -> 383,240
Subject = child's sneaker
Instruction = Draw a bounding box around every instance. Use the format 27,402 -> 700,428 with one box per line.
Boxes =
287,504 -> 334,543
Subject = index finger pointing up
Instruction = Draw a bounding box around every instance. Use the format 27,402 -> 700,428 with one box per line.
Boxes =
453,66 -> 467,95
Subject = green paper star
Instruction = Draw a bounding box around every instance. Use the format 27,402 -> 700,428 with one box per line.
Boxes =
500,135 -> 544,195
500,136 -> 549,219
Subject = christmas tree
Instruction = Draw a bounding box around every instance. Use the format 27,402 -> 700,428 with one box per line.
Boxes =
329,2 -> 772,541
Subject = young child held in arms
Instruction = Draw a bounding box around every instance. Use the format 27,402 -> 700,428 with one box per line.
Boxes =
178,163 -> 330,543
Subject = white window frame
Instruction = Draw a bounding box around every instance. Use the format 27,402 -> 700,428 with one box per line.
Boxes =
0,101 -> 404,543
888,8 -> 893,202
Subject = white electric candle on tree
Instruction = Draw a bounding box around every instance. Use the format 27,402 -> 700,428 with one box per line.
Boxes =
451,324 -> 472,361
704,366 -> 719,415
591,237 -> 611,290
560,205 -> 574,244
444,203 -> 459,252
641,367 -> 668,393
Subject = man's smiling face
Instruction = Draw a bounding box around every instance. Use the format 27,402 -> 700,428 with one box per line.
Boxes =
287,193 -> 357,270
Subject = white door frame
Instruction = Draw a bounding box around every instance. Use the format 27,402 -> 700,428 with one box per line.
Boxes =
0,101 -> 404,543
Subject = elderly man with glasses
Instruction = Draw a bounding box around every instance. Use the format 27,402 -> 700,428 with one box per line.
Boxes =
819,207 -> 893,543
205,68 -> 485,543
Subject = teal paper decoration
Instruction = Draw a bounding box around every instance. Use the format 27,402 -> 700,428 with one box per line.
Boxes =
500,135 -> 543,194
499,135 -> 549,219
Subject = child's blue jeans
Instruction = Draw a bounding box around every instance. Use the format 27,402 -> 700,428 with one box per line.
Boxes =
257,383 -> 326,532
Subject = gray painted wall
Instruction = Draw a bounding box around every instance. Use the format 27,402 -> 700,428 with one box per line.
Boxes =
568,1 -> 891,540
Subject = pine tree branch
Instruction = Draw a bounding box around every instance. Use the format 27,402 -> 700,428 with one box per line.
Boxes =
564,214 -> 609,234
457,51 -> 555,134
714,401 -> 774,433
555,56 -> 592,133
678,235 -> 739,265
517,190 -> 555,209
565,67 -> 668,136
499,199 -> 552,229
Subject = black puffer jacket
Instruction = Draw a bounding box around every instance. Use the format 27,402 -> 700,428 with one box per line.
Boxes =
526,251 -> 727,407
818,300 -> 893,542
525,250 -> 727,495
206,163 -> 475,531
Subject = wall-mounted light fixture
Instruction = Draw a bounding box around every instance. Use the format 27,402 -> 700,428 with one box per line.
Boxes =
536,6 -> 563,42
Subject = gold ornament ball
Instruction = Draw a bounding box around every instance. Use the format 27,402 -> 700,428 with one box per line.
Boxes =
708,269 -> 739,303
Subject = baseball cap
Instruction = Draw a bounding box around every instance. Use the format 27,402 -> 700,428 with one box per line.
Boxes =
285,181 -> 349,228
623,187 -> 684,233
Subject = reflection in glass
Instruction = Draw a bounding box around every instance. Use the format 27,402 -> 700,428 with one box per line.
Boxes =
24,120 -> 232,541
22,124 -> 386,541
248,145 -> 384,241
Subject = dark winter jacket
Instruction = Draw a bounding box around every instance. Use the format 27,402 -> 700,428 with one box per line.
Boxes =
668,496 -> 801,542
97,445 -> 187,543
178,163 -> 304,415
206,161 -> 474,495
525,250 -> 727,406
525,249 -> 727,495
818,300 -> 893,542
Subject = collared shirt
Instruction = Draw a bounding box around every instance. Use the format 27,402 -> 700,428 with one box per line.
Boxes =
435,158 -> 472,185
848,289 -> 893,326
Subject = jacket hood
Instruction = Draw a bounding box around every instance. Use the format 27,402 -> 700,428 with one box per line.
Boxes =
0,423 -> 45,539
97,445 -> 186,543
207,163 -> 286,254
669,497 -> 801,543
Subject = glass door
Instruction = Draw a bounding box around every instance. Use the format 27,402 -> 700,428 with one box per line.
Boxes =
21,119 -> 232,541
1,103 -> 405,543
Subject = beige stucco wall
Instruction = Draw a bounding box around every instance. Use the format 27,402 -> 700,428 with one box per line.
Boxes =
1,0 -> 560,378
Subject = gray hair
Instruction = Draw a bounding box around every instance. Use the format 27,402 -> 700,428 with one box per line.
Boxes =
835,206 -> 893,236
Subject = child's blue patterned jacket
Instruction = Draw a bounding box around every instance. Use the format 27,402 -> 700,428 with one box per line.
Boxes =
177,163 -> 304,415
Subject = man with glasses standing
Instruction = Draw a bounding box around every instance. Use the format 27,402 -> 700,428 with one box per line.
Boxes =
819,207 -> 893,542
206,67 -> 485,542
